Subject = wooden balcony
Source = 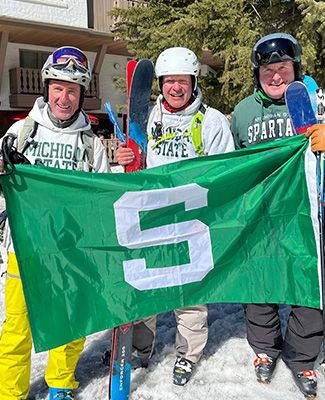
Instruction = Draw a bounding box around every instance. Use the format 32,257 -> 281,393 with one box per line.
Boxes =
101,138 -> 119,163
9,67 -> 101,110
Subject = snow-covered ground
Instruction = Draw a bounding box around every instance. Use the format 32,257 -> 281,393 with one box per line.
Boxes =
0,194 -> 324,400
0,273 -> 324,400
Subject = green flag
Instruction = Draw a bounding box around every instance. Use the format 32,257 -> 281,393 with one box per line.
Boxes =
0,135 -> 321,353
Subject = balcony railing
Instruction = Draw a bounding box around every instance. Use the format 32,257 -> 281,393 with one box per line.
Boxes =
101,138 -> 119,164
9,67 -> 101,110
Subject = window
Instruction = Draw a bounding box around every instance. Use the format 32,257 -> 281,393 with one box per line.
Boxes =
19,50 -> 51,69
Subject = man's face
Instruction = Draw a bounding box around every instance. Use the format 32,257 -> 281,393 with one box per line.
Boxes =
162,75 -> 192,108
259,61 -> 295,100
48,80 -> 81,120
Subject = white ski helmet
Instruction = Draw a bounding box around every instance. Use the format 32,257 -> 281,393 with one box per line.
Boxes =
42,46 -> 91,91
155,47 -> 200,91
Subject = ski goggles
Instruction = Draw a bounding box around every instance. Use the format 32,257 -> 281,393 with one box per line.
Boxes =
51,47 -> 89,73
252,38 -> 300,67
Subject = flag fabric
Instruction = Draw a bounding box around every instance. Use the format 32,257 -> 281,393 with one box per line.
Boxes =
0,135 -> 322,353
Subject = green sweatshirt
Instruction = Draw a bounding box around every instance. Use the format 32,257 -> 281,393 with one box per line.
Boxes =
231,89 -> 294,149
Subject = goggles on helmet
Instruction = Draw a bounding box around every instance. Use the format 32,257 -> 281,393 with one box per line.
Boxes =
252,38 -> 301,68
51,47 -> 89,73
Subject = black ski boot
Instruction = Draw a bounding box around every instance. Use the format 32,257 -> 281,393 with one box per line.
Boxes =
102,349 -> 149,369
253,353 -> 277,383
292,370 -> 317,398
173,357 -> 195,386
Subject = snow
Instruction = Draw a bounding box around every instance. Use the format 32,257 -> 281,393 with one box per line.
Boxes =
0,196 -> 324,400
0,276 -> 324,400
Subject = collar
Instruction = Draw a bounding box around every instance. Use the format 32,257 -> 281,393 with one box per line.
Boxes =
47,107 -> 80,128
163,96 -> 195,113
257,89 -> 285,106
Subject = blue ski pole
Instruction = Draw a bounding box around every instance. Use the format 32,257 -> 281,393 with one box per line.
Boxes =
104,102 -> 126,143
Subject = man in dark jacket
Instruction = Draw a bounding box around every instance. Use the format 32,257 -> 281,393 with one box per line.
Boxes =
231,32 -> 323,399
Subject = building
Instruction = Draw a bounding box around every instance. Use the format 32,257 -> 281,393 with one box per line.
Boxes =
0,0 -> 222,139
0,0 -> 135,137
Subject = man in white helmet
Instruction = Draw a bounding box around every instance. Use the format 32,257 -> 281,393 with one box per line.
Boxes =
0,46 -> 110,400
117,47 -> 234,385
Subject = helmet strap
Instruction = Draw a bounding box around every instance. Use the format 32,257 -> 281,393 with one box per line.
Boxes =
43,82 -> 49,102
79,86 -> 85,110
191,76 -> 197,92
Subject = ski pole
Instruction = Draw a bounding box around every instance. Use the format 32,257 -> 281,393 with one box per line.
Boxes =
314,88 -> 325,375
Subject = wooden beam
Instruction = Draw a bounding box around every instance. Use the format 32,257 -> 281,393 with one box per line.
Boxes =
0,31 -> 9,95
92,44 -> 108,74
10,94 -> 101,111
87,0 -> 94,29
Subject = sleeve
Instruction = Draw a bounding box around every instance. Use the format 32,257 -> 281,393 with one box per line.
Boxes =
230,110 -> 242,150
93,136 -> 111,173
202,108 -> 235,156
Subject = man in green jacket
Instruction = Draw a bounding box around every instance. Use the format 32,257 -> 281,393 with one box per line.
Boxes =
231,32 -> 323,399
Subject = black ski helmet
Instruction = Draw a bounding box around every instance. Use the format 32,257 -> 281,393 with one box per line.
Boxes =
251,33 -> 302,87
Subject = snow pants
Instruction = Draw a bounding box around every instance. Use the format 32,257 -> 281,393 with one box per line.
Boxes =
133,304 -> 208,364
244,303 -> 323,374
0,253 -> 85,400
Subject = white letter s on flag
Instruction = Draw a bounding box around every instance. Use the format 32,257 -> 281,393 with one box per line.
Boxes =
114,184 -> 213,290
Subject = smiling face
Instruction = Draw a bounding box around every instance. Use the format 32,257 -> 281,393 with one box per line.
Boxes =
162,74 -> 192,109
259,61 -> 295,100
48,80 -> 81,120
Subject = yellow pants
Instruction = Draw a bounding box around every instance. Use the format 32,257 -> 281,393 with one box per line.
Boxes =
0,253 -> 85,400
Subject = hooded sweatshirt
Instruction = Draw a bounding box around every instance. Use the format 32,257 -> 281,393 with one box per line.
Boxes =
2,97 -> 110,256
231,89 -> 294,149
146,90 -> 234,168
6,97 -> 110,172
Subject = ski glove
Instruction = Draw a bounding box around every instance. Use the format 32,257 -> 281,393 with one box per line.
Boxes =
306,124 -> 325,152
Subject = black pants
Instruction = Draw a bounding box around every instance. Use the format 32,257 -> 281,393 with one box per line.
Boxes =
244,304 -> 323,374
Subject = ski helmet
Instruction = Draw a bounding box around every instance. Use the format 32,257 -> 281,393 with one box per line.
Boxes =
155,47 -> 200,92
251,33 -> 302,85
42,46 -> 91,103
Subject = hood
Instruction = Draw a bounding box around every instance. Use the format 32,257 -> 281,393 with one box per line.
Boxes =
29,97 -> 91,133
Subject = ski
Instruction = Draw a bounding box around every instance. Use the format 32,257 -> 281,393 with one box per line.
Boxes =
285,81 -> 317,134
314,88 -> 325,375
108,323 -> 133,400
125,59 -> 154,172
108,59 -> 153,400
286,82 -> 325,376
108,59 -> 137,400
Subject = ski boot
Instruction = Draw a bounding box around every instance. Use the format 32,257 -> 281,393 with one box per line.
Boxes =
173,357 -> 195,386
292,370 -> 317,399
253,353 -> 277,383
102,349 -> 149,369
49,387 -> 74,399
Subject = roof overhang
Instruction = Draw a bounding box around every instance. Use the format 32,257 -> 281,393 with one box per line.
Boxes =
0,16 -> 129,55
0,16 -> 223,69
